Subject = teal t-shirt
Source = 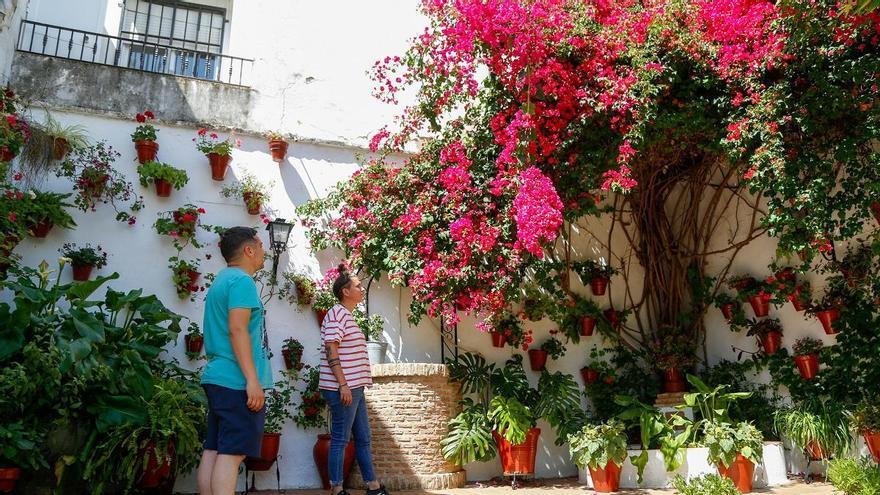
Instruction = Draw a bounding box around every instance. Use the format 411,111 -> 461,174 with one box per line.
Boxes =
201,267 -> 272,390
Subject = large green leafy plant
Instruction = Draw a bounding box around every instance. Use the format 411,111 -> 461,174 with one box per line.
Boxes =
567,420 -> 628,470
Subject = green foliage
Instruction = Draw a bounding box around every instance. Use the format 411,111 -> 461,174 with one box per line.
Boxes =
539,333 -> 566,360
615,395 -> 690,482
353,307 -> 384,341
535,371 -> 586,445
312,286 -> 337,312
571,259 -> 617,282
681,374 -> 753,426
58,242 -> 107,268
568,420 -> 628,470
700,359 -> 780,440
293,366 -> 327,430
671,474 -> 739,495
651,325 -> 698,371
827,457 -> 880,495
792,337 -> 823,356
773,401 -> 852,458
56,141 -> 143,223
0,420 -> 48,470
584,345 -> 660,422
702,421 -> 763,468
851,399 -> 880,434
220,172 -> 272,210
440,398 -> 496,465
18,190 -> 77,230
264,371 -> 296,433
137,160 -> 189,189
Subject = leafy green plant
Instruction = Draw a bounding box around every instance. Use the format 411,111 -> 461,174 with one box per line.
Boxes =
807,280 -> 848,314
773,401 -> 852,458
700,360 -> 780,440
827,457 -> 880,495
671,474 -> 739,495
851,399 -> 880,434
681,375 -> 752,426
58,242 -> 107,268
555,293 -> 610,342
0,420 -> 48,470
293,366 -> 327,430
353,307 -> 384,341
651,325 -> 698,371
194,128 -> 238,155
20,190 -> 76,230
746,318 -> 782,338
264,372 -> 296,433
568,420 -> 628,470
221,173 -> 273,212
792,337 -> 823,356
137,161 -> 189,190
43,116 -> 89,150
312,285 -> 337,312
282,337 -> 303,357
702,421 -> 763,468
130,110 -> 157,142
837,241 -> 875,287
572,259 -> 618,283
615,395 -> 690,482
169,256 -> 204,301
540,331 -> 566,360
278,273 -> 316,307
491,309 -> 533,349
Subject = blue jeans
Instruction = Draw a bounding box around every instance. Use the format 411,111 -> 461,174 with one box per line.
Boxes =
322,387 -> 376,487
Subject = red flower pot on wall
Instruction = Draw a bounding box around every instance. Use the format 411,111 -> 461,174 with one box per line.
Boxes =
493,428 -> 541,475
245,432 -> 281,471
135,140 -> 159,164
137,441 -> 174,488
281,348 -> 303,370
590,277 -> 609,296
29,218 -> 54,238
816,308 -> 840,335
794,354 -> 820,380
720,303 -> 736,321
580,316 -> 596,336
490,331 -> 506,348
581,367 -> 599,385
527,349 -> 548,371
72,263 -> 94,281
53,137 -> 69,160
243,192 -> 263,215
662,367 -> 687,393
0,467 -> 21,492
788,286 -> 807,312
717,454 -> 755,493
269,139 -> 289,163
313,434 -> 356,489
863,430 -> 880,463
748,294 -> 770,317
207,153 -> 231,181
184,334 -> 203,354
603,309 -> 619,328
315,309 -> 328,327
185,270 -> 201,287
760,331 -> 782,356
154,179 -> 172,197
588,461 -> 622,493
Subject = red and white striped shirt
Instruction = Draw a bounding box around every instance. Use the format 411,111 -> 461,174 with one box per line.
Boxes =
319,304 -> 373,391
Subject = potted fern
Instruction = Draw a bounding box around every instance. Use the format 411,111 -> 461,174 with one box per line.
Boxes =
221,173 -> 273,215
137,161 -> 189,197
267,131 -> 289,163
131,110 -> 158,164
568,421 -> 628,493
21,190 -> 76,238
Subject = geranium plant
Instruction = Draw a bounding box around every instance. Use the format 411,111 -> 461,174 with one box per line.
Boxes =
194,128 -> 239,156
154,204 -> 209,251
169,256 -> 205,301
572,260 -> 617,283
745,318 -> 782,339
492,309 -> 533,350
278,272 -> 317,307
312,284 -> 337,312
651,325 -> 697,371
0,108 -> 30,161
792,337 -> 823,357
58,242 -> 107,269
293,366 -> 327,430
130,110 -> 157,142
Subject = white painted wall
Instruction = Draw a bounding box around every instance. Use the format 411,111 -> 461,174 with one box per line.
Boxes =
0,0 -> 26,84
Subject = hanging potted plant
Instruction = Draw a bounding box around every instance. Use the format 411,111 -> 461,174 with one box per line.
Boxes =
734,276 -> 773,317
221,173 -> 273,215
652,325 -> 697,393
245,375 -> 295,471
568,421 -> 627,493
582,347 -> 615,386
490,310 -> 533,349
42,116 -> 88,161
807,282 -> 847,335
354,307 -> 387,364
0,421 -> 47,493
603,307 -> 622,329
283,273 -> 316,307
169,257 -> 204,301
137,161 -> 189,198
21,190 -> 76,238
58,243 -> 108,281
746,318 -> 783,356
792,337 -> 823,380
184,322 -> 203,356
528,331 -> 565,371
561,295 -> 608,340
703,422 -> 764,493
714,292 -> 742,323
267,131 -> 289,163
312,284 -> 336,327
0,109 -> 30,163
851,399 -> 880,464
131,110 -> 159,164
573,260 -> 617,296
294,366 -> 356,488
728,275 -> 756,293
281,337 -> 304,371
836,241 -> 874,288
194,128 -> 239,181
154,204 -> 208,251
774,401 -> 852,461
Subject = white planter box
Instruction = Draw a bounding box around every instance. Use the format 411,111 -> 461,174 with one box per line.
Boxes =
578,442 -> 790,489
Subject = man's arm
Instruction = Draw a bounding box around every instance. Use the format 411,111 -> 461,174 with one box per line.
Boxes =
325,341 -> 352,406
229,308 -> 264,412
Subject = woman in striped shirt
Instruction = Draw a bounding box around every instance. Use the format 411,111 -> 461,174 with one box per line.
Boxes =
320,264 -> 390,495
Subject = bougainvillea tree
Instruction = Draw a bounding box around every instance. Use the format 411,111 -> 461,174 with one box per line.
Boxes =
300,0 -> 880,354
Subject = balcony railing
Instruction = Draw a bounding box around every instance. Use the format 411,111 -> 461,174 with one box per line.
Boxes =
17,20 -> 253,87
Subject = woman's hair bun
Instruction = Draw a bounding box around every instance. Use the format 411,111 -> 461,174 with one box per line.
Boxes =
337,263 -> 349,274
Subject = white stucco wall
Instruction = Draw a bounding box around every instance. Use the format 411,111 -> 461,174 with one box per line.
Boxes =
0,0 -> 26,84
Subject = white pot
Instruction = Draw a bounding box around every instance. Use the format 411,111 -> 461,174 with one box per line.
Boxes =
366,341 -> 387,364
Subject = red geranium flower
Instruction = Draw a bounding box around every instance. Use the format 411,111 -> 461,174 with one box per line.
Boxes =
198,128 -> 207,136
144,110 -> 155,119
136,113 -> 146,123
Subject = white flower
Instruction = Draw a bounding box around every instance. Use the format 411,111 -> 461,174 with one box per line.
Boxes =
58,257 -> 72,267
28,190 -> 37,199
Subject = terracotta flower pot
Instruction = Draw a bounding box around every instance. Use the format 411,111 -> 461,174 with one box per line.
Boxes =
794,354 -> 820,380
243,192 -> 263,215
493,428 -> 541,475
588,461 -> 622,493
185,270 -> 201,286
245,432 -> 281,471
313,433 -> 356,489
581,367 -> 599,385
748,294 -> 770,317
662,367 -> 687,393
580,315 -> 597,336
29,218 -> 54,238
816,308 -> 840,335
72,263 -> 94,281
720,303 -> 736,320
269,139 -> 289,163
527,349 -> 549,371
281,348 -> 303,370
863,430 -> 880,463
717,454 -> 755,493
760,331 -> 782,356
0,148 -> 17,163
137,440 -> 174,488
207,152 -> 231,181
0,467 -> 21,492
788,286 -> 807,312
603,308 -> 619,328
490,331 -> 506,348
53,137 -> 69,160
872,201 -> 880,225
590,277 -> 609,296
172,210 -> 198,235
315,309 -> 328,327
805,440 -> 828,460
135,140 -> 159,164
184,334 -> 203,354
154,178 -> 172,197
603,375 -> 614,385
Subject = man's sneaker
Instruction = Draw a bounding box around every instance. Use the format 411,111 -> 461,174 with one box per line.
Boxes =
366,485 -> 391,495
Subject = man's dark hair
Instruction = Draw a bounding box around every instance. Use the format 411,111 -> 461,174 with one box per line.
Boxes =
219,227 -> 258,262
332,264 -> 352,301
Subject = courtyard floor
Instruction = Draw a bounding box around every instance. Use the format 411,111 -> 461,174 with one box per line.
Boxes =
258,477 -> 835,494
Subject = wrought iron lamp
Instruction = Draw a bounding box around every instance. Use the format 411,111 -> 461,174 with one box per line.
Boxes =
265,218 -> 293,280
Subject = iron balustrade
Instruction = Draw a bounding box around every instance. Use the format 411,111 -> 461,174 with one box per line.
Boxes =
16,19 -> 253,87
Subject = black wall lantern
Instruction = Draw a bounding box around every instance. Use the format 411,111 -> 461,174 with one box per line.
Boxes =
266,218 -> 293,280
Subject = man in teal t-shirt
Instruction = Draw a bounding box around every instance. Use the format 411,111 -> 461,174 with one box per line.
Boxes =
196,227 -> 272,495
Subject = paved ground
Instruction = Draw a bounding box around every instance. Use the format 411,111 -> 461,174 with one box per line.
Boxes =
253,477 -> 835,494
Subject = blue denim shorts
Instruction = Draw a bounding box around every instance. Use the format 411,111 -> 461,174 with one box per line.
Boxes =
203,384 -> 266,457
